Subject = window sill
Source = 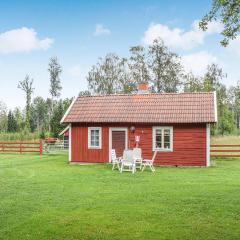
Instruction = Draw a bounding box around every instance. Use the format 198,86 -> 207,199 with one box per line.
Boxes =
88,146 -> 102,150
153,148 -> 173,152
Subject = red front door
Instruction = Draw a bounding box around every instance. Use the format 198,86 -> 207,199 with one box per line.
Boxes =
111,130 -> 127,158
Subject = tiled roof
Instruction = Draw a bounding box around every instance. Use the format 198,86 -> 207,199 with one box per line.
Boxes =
62,92 -> 217,124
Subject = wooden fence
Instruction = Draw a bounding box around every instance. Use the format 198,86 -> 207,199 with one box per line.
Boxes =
0,141 -> 43,155
211,144 -> 240,158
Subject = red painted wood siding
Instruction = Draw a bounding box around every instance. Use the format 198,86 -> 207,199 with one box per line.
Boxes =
71,123 -> 207,166
71,123 -> 109,163
128,124 -> 206,166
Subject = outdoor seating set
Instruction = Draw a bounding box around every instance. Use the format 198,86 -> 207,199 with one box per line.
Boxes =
111,148 -> 157,173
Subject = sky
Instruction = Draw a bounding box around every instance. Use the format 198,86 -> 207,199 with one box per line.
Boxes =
0,0 -> 240,109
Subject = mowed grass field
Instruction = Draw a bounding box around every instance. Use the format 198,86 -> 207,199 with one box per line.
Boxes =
0,137 -> 240,240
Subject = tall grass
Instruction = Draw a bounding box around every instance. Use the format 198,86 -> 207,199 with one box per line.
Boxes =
0,131 -> 40,141
211,135 -> 240,144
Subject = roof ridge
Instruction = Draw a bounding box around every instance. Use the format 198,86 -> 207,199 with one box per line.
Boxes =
77,92 -> 214,98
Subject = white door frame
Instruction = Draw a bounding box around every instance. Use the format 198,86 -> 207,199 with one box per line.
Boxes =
109,127 -> 128,162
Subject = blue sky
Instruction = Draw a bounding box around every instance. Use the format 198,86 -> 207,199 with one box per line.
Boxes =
0,0 -> 239,109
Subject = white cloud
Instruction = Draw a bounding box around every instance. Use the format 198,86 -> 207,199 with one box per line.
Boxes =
228,36 -> 240,56
94,24 -> 111,36
182,51 -> 218,76
0,27 -> 53,54
142,20 -> 223,49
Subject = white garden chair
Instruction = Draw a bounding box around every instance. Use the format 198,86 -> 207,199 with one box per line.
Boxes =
111,149 -> 121,171
142,151 -> 158,172
120,150 -> 136,174
133,148 -> 143,170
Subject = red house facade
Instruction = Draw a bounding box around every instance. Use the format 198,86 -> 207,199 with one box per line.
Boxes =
61,90 -> 217,167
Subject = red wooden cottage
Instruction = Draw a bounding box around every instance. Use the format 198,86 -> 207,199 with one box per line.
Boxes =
61,85 -> 217,166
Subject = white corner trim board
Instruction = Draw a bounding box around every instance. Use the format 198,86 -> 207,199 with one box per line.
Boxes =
60,97 -> 77,124
206,123 -> 210,167
69,123 -> 72,162
214,91 -> 218,122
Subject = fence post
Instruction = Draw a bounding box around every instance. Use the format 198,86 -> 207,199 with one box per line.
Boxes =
40,140 -> 43,156
20,143 -> 22,154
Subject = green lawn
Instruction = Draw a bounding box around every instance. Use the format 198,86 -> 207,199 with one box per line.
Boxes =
0,153 -> 240,240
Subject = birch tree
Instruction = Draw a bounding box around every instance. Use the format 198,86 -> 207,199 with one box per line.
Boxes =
18,75 -> 34,129
148,38 -> 183,93
48,56 -> 62,131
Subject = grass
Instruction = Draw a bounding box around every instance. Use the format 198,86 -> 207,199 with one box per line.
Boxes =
1,152 -> 240,239
211,135 -> 240,144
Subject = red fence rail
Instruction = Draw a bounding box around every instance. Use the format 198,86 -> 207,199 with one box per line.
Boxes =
0,141 -> 43,155
211,144 -> 240,158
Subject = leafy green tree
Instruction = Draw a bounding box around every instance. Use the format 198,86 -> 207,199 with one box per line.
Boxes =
31,97 -> 48,133
129,45 -> 150,85
118,58 -> 136,93
48,56 -> 62,131
202,64 -> 235,135
0,101 -> 8,132
148,38 -> 183,93
228,82 -> 240,129
18,75 -> 34,130
7,111 -> 17,132
87,53 -> 132,94
48,56 -> 62,100
13,107 -> 24,132
218,106 -> 235,135
203,64 -> 226,92
200,0 -> 240,46
79,90 -> 91,96
184,73 -> 203,92
50,99 -> 72,137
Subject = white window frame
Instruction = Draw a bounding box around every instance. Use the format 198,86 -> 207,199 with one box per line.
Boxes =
88,127 -> 102,149
152,126 -> 173,152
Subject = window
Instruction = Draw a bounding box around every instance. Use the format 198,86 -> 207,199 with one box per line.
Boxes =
152,127 -> 173,151
88,127 -> 102,149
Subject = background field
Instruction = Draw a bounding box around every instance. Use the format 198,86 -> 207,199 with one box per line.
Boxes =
0,149 -> 240,240
211,135 -> 240,144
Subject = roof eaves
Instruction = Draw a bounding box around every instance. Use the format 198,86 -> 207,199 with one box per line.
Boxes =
60,97 -> 77,124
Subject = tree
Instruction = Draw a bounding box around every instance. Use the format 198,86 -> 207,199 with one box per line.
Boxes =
129,45 -> 150,85
199,0 -> 240,46
7,111 -> 17,132
203,63 -> 226,92
87,53 -> 132,94
48,57 -> 62,132
228,82 -> 240,128
18,75 -> 34,129
31,97 -> 48,133
79,90 -> 91,96
48,56 -> 62,100
184,73 -> 203,92
148,38 -> 183,93
218,106 -> 235,135
13,107 -> 24,132
50,99 -> 72,137
202,64 -> 235,134
0,101 -> 8,132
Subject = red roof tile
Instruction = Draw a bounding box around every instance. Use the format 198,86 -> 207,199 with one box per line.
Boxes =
62,92 -> 217,124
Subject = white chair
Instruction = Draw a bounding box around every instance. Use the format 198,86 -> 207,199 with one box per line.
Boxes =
111,149 -> 121,171
120,150 -> 136,174
133,148 -> 143,169
142,151 -> 158,172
